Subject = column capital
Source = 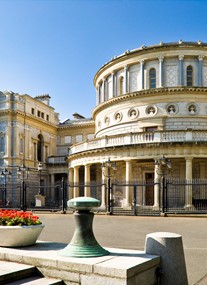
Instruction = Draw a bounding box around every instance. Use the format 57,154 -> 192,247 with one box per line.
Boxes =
185,156 -> 194,161
124,65 -> 128,70
178,55 -> 184,60
139,59 -> 145,65
198,55 -> 204,61
158,56 -> 164,62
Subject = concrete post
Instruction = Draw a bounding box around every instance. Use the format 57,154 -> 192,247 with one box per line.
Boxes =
145,232 -> 188,285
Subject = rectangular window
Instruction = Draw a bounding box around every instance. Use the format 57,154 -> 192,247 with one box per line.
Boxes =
41,112 -> 44,119
76,134 -> 83,143
37,110 -> 41,117
31,108 -> 35,115
65,136 -> 72,144
46,115 -> 49,121
87,134 -> 94,140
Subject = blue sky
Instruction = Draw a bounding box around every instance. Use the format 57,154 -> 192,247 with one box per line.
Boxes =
0,0 -> 207,121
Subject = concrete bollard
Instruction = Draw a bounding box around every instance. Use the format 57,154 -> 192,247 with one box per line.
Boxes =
145,232 -> 188,285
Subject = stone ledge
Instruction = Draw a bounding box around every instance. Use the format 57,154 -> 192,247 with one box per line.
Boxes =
0,241 -> 160,285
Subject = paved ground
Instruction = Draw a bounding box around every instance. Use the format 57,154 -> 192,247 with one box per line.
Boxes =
37,213 -> 207,285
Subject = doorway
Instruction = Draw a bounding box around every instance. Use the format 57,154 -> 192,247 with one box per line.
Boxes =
145,173 -> 154,206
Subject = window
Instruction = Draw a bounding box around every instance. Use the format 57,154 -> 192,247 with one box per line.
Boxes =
187,65 -> 193,86
65,136 -> 72,144
87,134 -> 94,140
0,136 -> 4,152
41,112 -> 44,119
20,137 -> 24,153
46,115 -> 49,121
149,68 -> 156,88
34,143 -> 37,160
37,110 -> 41,117
31,108 -> 35,115
75,134 -> 83,143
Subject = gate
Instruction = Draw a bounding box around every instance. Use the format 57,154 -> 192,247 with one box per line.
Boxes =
111,180 -> 160,216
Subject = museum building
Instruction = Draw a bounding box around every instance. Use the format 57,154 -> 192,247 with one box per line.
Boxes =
1,41 -> 207,210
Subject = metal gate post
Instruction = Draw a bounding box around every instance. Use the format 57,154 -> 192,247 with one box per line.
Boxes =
161,176 -> 166,214
133,185 -> 137,215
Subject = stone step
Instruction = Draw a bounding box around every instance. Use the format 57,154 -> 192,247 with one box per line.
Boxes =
0,260 -> 62,285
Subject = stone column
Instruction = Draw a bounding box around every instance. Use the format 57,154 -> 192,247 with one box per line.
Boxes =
6,122 -> 11,157
84,164 -> 91,197
125,160 -> 132,208
140,60 -> 145,89
178,55 -> 184,86
68,167 -> 74,199
114,72 -> 117,97
50,174 -> 55,202
102,79 -> 105,102
185,157 -> 193,208
198,56 -> 204,86
158,56 -> 164,87
154,162 -> 160,209
111,72 -> 115,98
100,169 -> 106,209
74,166 -> 80,198
124,66 -> 128,93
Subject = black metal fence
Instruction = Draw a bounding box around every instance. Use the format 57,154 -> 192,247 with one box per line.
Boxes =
1,178 -> 207,215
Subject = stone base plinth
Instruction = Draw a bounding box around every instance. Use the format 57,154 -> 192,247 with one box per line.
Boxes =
35,195 -> 46,207
0,241 -> 160,285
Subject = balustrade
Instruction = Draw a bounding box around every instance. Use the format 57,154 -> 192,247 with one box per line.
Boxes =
68,130 -> 207,155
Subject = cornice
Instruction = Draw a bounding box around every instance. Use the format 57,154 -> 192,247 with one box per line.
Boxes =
58,122 -> 95,130
92,87 -> 207,118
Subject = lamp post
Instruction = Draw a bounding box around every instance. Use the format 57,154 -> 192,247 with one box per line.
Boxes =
37,162 -> 43,195
0,168 -> 12,206
154,155 -> 172,213
101,158 -> 117,214
18,164 -> 30,211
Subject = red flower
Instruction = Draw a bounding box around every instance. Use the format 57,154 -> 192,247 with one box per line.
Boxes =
0,209 -> 42,226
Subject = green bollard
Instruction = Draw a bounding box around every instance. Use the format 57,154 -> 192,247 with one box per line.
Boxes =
59,197 -> 110,258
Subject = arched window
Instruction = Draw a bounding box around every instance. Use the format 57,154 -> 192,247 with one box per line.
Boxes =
119,76 -> 124,95
37,134 -> 44,162
187,65 -> 193,86
149,68 -> 156,88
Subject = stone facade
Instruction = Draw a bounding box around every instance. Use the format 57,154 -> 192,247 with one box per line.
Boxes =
2,41 -> 207,210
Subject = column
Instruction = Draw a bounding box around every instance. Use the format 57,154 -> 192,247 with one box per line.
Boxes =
84,164 -> 91,197
125,160 -> 132,208
68,167 -> 74,199
114,72 -> 117,97
140,60 -> 145,89
102,79 -> 105,102
111,72 -> 115,98
198,56 -> 204,86
6,122 -> 11,158
178,55 -> 184,86
50,174 -> 55,202
158,56 -> 164,87
73,166 -> 80,198
185,157 -> 193,208
100,169 -> 106,209
96,84 -> 101,105
124,65 -> 128,93
154,162 -> 160,209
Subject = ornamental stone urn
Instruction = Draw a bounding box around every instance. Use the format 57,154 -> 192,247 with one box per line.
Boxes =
59,197 -> 109,258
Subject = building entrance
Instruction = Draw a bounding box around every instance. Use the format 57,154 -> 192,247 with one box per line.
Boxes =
145,173 -> 154,206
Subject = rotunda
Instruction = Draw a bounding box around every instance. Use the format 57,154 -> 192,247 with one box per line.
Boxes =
68,41 -> 207,210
